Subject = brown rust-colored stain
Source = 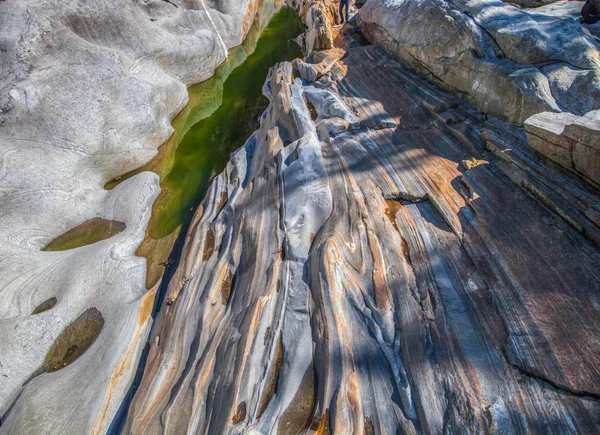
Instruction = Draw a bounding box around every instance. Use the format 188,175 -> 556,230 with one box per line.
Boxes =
306,100 -> 318,121
400,235 -> 411,262
44,307 -> 104,372
257,334 -> 284,419
137,289 -> 155,328
221,271 -> 234,305
264,326 -> 271,345
216,191 -> 228,216
135,226 -> 180,289
203,228 -> 215,262
384,199 -> 402,233
231,401 -> 247,425
313,409 -> 331,435
363,416 -> 375,435
276,279 -> 281,293
31,297 -> 57,315
278,362 -> 316,435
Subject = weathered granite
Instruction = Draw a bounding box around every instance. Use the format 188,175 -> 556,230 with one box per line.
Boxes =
359,0 -> 600,125
123,31 -> 600,434
289,0 -> 340,55
526,111 -> 600,185
0,0 -> 286,433
293,47 -> 346,81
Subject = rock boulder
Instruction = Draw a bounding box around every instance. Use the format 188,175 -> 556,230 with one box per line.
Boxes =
359,0 -> 600,125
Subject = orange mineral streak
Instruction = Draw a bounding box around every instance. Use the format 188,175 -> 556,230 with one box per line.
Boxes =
242,0 -> 269,38
347,372 -> 363,432
91,286 -> 157,434
228,295 -> 270,422
315,409 -> 331,435
346,169 -> 394,316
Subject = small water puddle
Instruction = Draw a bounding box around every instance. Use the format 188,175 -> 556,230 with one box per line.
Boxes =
105,6 -> 303,288
42,218 -> 126,252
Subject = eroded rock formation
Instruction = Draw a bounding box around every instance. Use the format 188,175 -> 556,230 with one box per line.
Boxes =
359,0 -> 600,125
123,27 -> 600,434
289,0 -> 341,55
1,0 -> 600,433
0,0 -> 287,433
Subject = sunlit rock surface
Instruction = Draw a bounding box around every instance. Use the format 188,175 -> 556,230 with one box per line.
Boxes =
359,0 -> 600,125
124,30 -> 600,433
525,110 -> 600,185
2,0 -> 600,433
289,0 -> 341,55
0,0 -> 285,433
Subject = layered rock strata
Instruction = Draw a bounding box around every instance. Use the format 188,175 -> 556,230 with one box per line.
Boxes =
525,110 -> 600,186
123,32 -> 600,433
359,0 -> 600,125
0,0 -> 286,433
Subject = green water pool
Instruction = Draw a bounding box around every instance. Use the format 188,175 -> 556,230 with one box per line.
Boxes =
107,6 -> 303,240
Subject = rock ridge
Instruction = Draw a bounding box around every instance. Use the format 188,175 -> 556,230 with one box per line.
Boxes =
122,25 -> 600,433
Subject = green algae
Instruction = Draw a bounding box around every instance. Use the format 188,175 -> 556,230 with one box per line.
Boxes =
25,307 -> 105,384
43,307 -> 104,372
42,218 -> 126,252
106,7 -> 303,241
32,297 -> 58,315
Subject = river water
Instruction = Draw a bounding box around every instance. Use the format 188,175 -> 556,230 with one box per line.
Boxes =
105,6 -> 303,288
107,6 -> 303,431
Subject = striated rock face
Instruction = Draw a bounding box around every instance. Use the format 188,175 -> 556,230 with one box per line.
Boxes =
124,30 -> 600,433
359,0 -> 600,125
525,110 -> 600,186
0,0 -> 285,433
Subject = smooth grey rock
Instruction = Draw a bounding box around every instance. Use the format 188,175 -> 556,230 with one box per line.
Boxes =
525,110 -> 600,185
524,111 -> 580,148
359,0 -> 600,124
543,63 -> 600,115
527,0 -> 583,19
565,110 -> 600,150
527,133 -> 574,168
573,141 -> 600,182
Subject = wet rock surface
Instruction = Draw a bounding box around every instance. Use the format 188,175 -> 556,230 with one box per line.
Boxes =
123,29 -> 600,433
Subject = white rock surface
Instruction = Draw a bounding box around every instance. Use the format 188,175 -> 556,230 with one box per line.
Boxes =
525,110 -> 600,185
359,0 -> 600,124
0,0 -> 283,433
